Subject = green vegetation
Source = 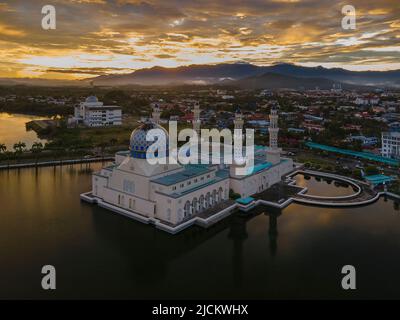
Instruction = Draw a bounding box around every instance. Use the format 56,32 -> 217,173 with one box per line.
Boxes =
365,165 -> 379,175
229,189 -> 241,200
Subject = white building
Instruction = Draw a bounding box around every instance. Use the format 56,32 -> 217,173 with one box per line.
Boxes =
382,131 -> 400,159
73,96 -> 122,127
355,96 -> 380,106
81,103 -> 294,233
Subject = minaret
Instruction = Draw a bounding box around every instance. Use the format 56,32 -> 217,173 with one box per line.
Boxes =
152,104 -> 161,124
266,103 -> 281,164
230,107 -> 244,178
192,101 -> 201,137
233,107 -> 244,131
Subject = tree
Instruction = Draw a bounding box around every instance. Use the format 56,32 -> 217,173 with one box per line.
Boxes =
13,141 -> 26,154
97,140 -> 108,157
0,143 -> 7,164
13,141 -> 26,163
31,142 -> 43,164
31,142 -> 43,153
365,165 -> 379,175
109,138 -> 118,146
229,189 -> 241,200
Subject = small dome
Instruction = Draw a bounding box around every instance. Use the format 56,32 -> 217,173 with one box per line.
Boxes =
129,121 -> 169,159
86,96 -> 99,103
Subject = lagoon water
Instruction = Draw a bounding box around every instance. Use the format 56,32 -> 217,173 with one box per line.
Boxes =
1,162 -> 400,299
0,113 -> 48,150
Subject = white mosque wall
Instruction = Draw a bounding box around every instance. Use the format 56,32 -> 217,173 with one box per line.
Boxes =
230,159 -> 294,198
92,174 -> 108,198
153,178 -> 230,225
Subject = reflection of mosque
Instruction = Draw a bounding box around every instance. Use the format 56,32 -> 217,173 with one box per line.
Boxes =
228,207 -> 281,288
89,203 -> 281,290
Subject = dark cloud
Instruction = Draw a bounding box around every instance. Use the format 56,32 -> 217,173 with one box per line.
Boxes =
0,0 -> 399,78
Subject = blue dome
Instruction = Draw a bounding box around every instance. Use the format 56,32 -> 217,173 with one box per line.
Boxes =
129,122 -> 169,159
86,96 -> 99,103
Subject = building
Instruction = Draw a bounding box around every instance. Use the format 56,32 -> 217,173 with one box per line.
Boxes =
349,135 -> 379,147
382,131 -> 400,159
72,96 -> 122,127
355,96 -> 380,106
81,102 -> 294,233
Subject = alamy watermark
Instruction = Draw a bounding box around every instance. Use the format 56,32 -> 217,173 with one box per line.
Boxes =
41,5 -> 56,30
341,5 -> 356,30
341,265 -> 356,290
41,265 -> 56,290
145,122 -> 255,176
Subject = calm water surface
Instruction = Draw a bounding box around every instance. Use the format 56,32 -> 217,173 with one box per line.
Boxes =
294,174 -> 355,197
0,113 -> 48,150
1,163 -> 400,299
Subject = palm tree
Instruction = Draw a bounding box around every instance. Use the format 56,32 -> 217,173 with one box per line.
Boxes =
0,143 -> 7,165
13,142 -> 26,154
13,141 -> 26,163
31,142 -> 43,165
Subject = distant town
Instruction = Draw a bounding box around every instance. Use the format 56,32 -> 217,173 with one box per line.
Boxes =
1,82 -> 400,199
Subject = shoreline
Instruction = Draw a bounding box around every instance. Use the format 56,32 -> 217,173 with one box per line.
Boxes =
0,156 -> 114,170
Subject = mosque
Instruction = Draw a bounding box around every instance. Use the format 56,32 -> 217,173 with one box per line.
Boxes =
81,102 -> 294,233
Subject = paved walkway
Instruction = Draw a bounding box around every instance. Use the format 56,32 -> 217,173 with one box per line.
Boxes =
252,170 -> 380,208
0,157 -> 114,170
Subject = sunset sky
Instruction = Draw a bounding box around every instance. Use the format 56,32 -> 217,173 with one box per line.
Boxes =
0,0 -> 399,79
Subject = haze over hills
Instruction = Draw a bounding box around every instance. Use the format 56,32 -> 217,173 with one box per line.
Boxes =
0,63 -> 399,88
232,72 -> 340,90
87,63 -> 400,88
0,78 -> 87,87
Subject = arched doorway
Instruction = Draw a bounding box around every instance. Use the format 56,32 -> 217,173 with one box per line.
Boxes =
218,187 -> 223,202
192,197 -> 198,214
212,190 -> 217,205
205,193 -> 211,209
184,200 -> 191,218
199,195 -> 205,212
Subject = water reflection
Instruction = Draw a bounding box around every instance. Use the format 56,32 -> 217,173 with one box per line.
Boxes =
0,113 -> 48,149
294,174 -> 355,197
1,163 -> 400,299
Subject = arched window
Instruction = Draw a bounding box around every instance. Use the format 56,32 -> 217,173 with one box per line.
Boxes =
212,190 -> 217,205
192,197 -> 198,214
218,187 -> 223,201
167,208 -> 171,221
184,201 -> 191,218
205,193 -> 211,208
199,195 -> 205,212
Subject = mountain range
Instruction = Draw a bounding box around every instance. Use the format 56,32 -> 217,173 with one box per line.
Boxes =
1,63 -> 399,88
87,63 -> 400,89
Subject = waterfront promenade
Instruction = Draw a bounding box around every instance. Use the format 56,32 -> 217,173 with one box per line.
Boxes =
0,156 -> 114,170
